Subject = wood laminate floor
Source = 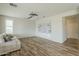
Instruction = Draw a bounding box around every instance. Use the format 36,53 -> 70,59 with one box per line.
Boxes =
5,37 -> 79,56
64,38 -> 79,50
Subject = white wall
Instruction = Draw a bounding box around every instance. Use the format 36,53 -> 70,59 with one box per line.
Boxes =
0,15 -> 35,38
0,16 -> 6,33
0,9 -> 78,43
35,9 -> 78,43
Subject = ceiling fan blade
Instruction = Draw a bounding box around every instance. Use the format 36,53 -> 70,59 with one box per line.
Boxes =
27,12 -> 38,19
9,3 -> 17,7
27,16 -> 33,19
30,13 -> 38,16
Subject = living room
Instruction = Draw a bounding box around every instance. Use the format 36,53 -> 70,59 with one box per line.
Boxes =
0,3 -> 79,56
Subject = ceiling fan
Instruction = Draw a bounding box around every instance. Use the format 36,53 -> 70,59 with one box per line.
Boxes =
27,12 -> 38,19
9,3 -> 38,19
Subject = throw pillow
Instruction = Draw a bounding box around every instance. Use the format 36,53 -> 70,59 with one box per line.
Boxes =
3,34 -> 14,42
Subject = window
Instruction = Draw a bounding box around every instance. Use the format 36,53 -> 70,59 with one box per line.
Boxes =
5,20 -> 13,33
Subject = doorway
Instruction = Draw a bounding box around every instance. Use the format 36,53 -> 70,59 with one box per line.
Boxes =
64,14 -> 79,49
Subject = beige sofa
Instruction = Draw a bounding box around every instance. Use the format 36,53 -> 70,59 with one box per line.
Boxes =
0,33 -> 21,55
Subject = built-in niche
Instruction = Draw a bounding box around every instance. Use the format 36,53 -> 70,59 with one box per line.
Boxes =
38,22 -> 51,34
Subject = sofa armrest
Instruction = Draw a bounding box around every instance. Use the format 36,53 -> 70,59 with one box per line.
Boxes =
0,35 -> 4,43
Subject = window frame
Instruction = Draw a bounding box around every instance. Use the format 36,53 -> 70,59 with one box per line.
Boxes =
5,19 -> 13,33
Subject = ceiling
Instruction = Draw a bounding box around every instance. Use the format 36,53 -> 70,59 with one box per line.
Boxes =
0,3 -> 79,19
